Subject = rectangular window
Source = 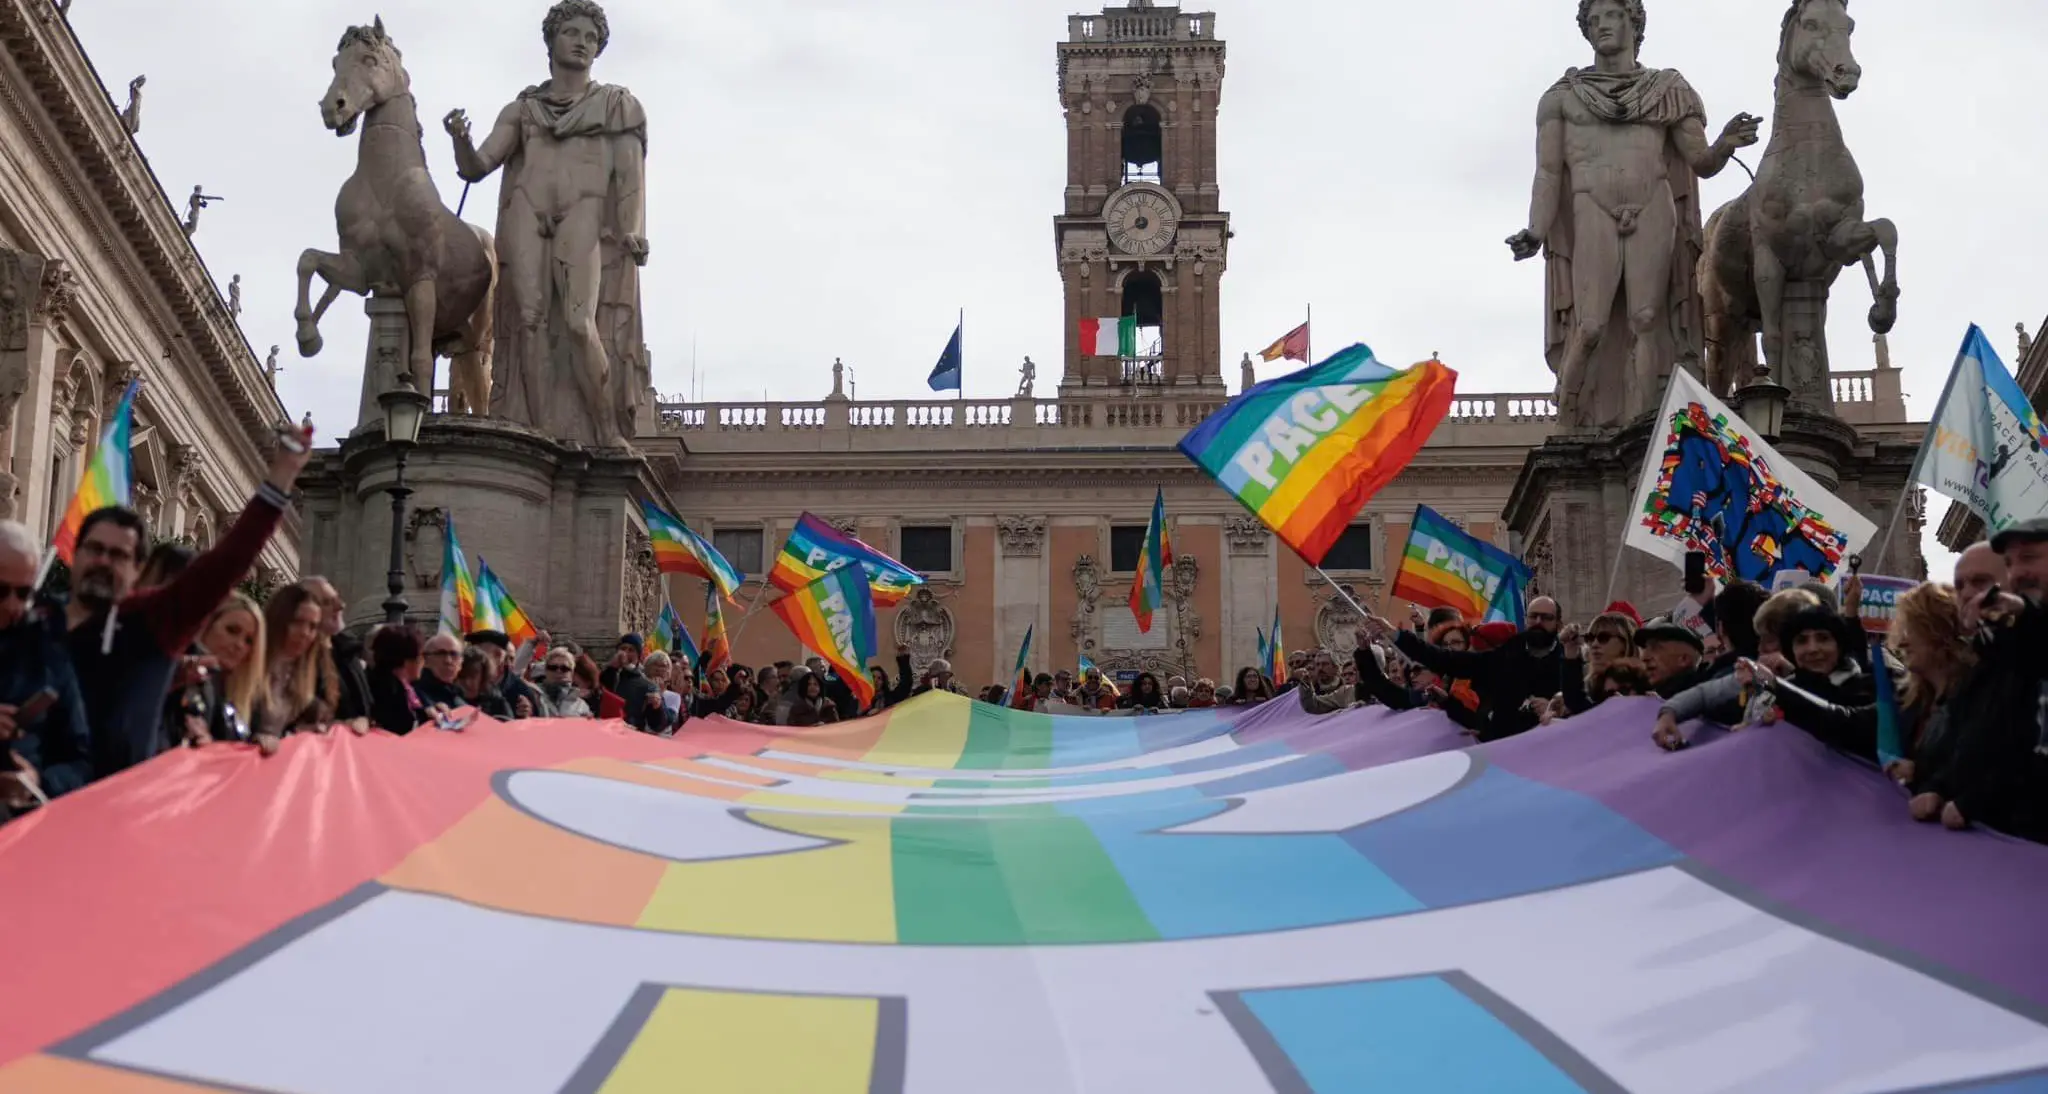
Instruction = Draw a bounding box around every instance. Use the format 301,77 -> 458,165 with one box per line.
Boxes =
712,528 -> 764,576
900,525 -> 953,574
1188,18 -> 1203,36
1081,18 -> 1096,37
1110,525 -> 1148,573
1323,525 -> 1375,572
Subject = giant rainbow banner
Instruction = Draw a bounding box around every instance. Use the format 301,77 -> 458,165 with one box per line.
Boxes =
1,695 -> 2046,1091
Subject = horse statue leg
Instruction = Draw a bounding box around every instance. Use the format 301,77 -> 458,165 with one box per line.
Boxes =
447,225 -> 497,417
294,248 -> 366,358
1859,217 -> 1899,335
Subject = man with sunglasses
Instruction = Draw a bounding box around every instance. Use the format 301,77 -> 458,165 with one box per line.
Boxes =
66,421 -> 315,780
0,521 -> 90,817
415,632 -> 467,711
1365,596 -> 1576,741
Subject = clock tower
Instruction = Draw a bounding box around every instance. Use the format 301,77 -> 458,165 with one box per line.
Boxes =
1056,1 -> 1229,392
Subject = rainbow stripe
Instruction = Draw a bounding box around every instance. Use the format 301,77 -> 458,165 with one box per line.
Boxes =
770,514 -> 924,608
642,502 -> 742,600
701,583 -> 732,673
1009,625 -> 1034,709
438,515 -> 478,637
1390,505 -> 1530,625
52,380 -> 139,564
650,600 -> 702,670
473,560 -> 539,647
1270,607 -> 1287,684
1127,489 -> 1172,633
1178,344 -> 1457,566
770,566 -> 878,709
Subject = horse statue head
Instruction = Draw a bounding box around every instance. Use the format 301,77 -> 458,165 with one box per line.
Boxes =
321,16 -> 411,137
1777,0 -> 1860,99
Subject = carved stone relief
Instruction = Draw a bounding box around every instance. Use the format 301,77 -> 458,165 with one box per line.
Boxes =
829,516 -> 859,538
997,516 -> 1046,558
1524,516 -> 1555,600
622,527 -> 661,635
405,507 -> 448,592
35,259 -> 79,326
1313,583 -> 1367,655
131,481 -> 160,526
1069,553 -> 1102,645
1224,517 -> 1270,556
1169,553 -> 1201,647
893,586 -> 955,677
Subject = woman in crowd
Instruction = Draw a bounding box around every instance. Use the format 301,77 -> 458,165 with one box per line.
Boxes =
454,647 -> 514,720
1421,621 -> 1488,733
539,648 -> 593,718
1187,678 -> 1218,709
866,664 -> 894,714
727,686 -> 761,723
1120,673 -> 1167,712
168,593 -> 266,747
787,670 -> 842,726
1231,667 -> 1274,706
364,624 -> 429,735
256,584 -> 340,748
573,652 -> 605,711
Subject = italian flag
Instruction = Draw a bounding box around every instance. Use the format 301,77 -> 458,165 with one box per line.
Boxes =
1080,316 -> 1139,357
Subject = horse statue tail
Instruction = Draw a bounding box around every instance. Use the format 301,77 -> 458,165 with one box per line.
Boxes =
1697,202 -> 1752,400
448,223 -> 497,417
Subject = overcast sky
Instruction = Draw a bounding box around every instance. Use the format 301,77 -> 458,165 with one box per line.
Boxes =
65,0 -> 2048,574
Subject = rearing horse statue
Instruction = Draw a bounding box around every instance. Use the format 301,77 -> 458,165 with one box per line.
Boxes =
1700,0 -> 1898,404
295,18 -> 496,415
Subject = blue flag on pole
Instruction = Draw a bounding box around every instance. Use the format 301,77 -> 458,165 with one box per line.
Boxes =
1913,324 -> 2048,533
928,319 -> 963,393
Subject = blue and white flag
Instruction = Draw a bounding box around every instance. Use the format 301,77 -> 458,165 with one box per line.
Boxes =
928,318 -> 963,393
1915,325 -> 2048,534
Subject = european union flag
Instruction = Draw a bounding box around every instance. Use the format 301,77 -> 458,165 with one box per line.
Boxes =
928,319 -> 963,393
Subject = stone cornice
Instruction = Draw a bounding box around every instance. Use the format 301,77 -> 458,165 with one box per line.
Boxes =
0,0 -> 282,455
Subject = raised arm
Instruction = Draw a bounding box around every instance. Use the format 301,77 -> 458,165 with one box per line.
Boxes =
446,102 -> 522,185
1672,111 -> 1760,181
1393,629 -> 1491,681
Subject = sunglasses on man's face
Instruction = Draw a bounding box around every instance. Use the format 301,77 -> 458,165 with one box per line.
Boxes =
0,584 -> 35,604
545,663 -> 574,673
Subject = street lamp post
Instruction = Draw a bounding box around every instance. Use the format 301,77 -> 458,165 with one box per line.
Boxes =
377,384 -> 431,625
1730,365 -> 1791,443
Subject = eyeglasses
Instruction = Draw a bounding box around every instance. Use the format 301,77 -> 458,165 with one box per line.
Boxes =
0,584 -> 34,603
426,649 -> 461,659
545,664 -> 574,673
76,541 -> 136,565
1527,612 -> 1559,623
1590,632 -> 1625,644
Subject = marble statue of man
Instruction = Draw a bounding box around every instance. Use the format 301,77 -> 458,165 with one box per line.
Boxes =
1506,0 -> 1758,431
445,0 -> 650,449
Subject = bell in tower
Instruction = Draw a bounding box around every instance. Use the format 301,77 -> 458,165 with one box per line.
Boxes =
1055,3 -> 1229,395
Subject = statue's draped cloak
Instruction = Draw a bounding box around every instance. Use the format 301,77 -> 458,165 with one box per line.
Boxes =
1539,66 -> 1709,428
490,80 -> 651,446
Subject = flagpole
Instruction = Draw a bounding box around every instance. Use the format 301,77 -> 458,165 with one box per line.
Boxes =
1305,303 -> 1312,364
725,580 -> 774,649
1871,344 -> 1966,574
1603,367 -> 1684,607
957,307 -> 964,402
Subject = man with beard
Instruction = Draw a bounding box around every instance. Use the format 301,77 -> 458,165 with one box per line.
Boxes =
0,521 -> 90,816
301,576 -> 372,725
1366,596 -> 1575,741
65,422 -> 313,779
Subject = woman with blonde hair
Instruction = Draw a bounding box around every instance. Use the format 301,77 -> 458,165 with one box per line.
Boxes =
1887,584 -> 1978,826
256,583 -> 339,748
167,593 -> 267,747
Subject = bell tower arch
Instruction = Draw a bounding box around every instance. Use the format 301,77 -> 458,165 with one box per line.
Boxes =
1056,2 -> 1228,394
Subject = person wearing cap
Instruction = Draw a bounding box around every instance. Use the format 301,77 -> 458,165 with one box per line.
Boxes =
604,632 -> 670,733
465,627 -> 547,720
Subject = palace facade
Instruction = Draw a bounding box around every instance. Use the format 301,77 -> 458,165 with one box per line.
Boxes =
0,0 -> 298,579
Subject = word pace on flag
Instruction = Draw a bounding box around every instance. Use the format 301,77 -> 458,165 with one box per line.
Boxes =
1628,369 -> 1875,585
770,566 -> 878,709
771,514 -> 926,608
1391,506 -> 1532,625
1178,344 -> 1456,565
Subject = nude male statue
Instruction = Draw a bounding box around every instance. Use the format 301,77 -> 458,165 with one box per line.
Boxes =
1507,0 -> 1759,430
444,0 -> 648,449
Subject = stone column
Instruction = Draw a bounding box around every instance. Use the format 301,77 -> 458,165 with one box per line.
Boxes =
1224,516 -> 1273,677
18,261 -> 80,537
356,296 -> 411,436
995,516 -> 1047,682
0,248 -> 47,521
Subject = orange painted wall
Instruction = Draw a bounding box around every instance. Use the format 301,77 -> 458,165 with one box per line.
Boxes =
1182,524 -> 1223,679
1048,526 -> 1093,673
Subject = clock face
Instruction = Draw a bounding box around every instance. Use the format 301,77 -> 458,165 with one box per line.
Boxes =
1104,189 -> 1179,256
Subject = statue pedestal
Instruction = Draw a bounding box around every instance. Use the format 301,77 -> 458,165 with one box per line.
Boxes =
354,296 -> 411,437
296,417 -> 676,649
1506,408 -> 1929,619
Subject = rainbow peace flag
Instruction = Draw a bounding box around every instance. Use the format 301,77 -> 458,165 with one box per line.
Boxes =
438,516 -> 478,637
1390,505 -> 1531,626
52,380 -> 140,564
1009,626 -> 1034,709
769,565 -> 878,709
649,600 -> 701,671
11,696 -> 2046,1091
700,583 -> 732,674
1270,607 -> 1287,684
770,513 -> 924,608
642,502 -> 742,600
1179,344 -> 1456,566
1128,489 -> 1173,633
472,560 -> 538,648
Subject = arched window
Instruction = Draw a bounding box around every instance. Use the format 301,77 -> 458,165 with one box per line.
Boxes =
1121,104 -> 1162,185
1119,271 -> 1165,384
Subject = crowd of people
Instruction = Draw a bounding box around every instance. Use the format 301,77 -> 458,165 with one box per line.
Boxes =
4,414 -> 2043,845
